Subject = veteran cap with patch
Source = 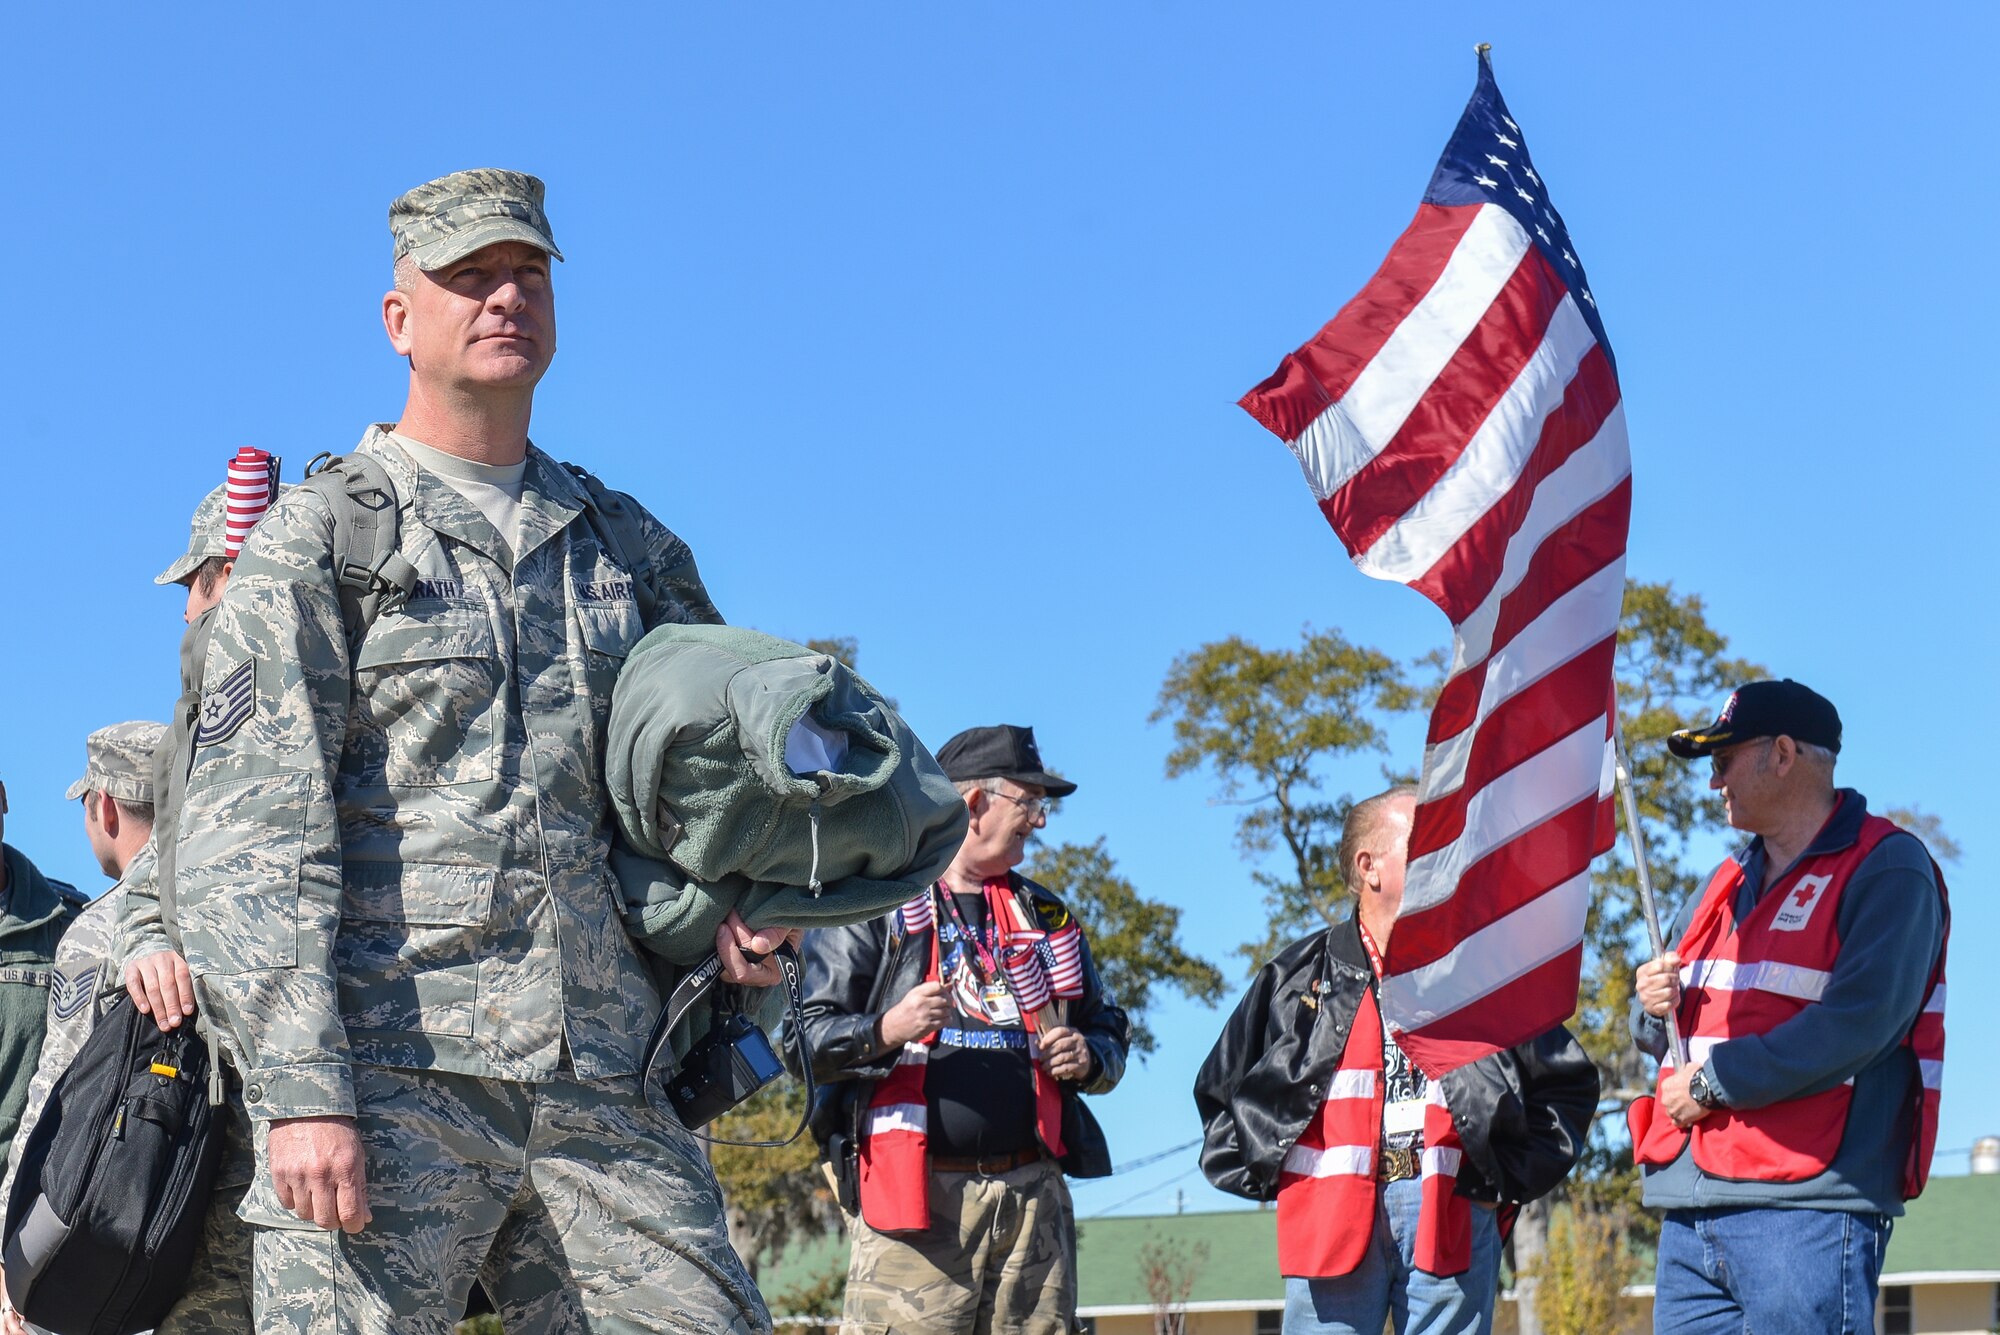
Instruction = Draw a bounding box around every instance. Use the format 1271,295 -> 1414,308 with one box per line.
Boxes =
936,724 -> 1078,798
155,484 -> 229,586
1667,679 -> 1843,760
66,721 -> 168,803
390,168 -> 564,272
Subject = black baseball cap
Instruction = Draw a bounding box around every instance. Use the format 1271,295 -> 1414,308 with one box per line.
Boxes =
935,724 -> 1078,797
1667,679 -> 1842,759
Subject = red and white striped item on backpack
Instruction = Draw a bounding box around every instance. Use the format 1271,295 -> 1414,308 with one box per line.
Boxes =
224,447 -> 279,559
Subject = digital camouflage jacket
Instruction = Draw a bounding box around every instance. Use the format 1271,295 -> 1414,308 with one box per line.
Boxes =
174,428 -> 721,1122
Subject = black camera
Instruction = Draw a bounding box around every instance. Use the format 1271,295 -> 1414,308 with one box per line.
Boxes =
665,1013 -> 787,1130
642,942 -> 815,1145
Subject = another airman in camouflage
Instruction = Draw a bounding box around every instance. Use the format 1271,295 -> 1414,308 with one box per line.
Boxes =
1,724 -> 162,1335
175,168 -> 782,1332
123,484 -> 267,1335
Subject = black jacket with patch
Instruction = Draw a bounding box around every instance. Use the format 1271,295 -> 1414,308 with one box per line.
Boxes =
1195,916 -> 1598,1204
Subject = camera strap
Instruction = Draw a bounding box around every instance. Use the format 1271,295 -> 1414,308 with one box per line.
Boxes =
639,941 -> 817,1147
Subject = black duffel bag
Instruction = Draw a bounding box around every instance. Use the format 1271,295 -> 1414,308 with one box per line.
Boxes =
2,995 -> 222,1335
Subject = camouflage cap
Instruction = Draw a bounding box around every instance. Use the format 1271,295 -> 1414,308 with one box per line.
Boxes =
389,168 -> 564,272
155,484 -> 229,586
66,721 -> 168,804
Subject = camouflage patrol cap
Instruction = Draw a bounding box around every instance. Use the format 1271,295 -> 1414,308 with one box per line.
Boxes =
66,721 -> 168,803
389,169 -> 564,272
155,484 -> 228,586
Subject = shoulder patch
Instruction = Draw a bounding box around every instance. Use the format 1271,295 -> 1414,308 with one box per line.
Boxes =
194,659 -> 256,748
50,965 -> 98,1020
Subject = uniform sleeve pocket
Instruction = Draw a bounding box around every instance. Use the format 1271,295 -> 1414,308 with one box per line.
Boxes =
175,771 -> 307,975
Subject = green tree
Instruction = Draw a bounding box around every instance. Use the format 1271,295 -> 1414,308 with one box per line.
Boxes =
1151,627 -> 1417,968
1023,838 -> 1226,1055
1530,1205 -> 1629,1335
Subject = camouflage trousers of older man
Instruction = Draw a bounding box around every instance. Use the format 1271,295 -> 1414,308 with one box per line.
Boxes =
840,1158 -> 1077,1335
244,1064 -> 769,1335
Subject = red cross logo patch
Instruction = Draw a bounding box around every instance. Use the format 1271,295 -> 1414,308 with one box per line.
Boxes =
1772,874 -> 1832,932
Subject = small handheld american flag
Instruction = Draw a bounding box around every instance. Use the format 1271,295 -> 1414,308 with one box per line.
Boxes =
1040,922 -> 1086,999
1003,941 -> 1054,1016
897,890 -> 935,936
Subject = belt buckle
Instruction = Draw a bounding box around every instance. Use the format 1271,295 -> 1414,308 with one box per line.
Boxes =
1378,1145 -> 1418,1182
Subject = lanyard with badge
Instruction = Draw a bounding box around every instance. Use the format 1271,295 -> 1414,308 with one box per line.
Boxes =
936,881 -> 1022,1027
1358,920 -> 1429,1141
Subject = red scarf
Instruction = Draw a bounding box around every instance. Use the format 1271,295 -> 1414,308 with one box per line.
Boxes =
857,878 -> 1067,1233
1276,929 -> 1472,1278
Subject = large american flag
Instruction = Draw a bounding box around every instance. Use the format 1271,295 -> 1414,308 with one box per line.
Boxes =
1240,49 -> 1628,1076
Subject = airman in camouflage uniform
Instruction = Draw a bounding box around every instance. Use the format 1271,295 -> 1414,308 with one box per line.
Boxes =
174,169 -> 776,1334
0,722 -> 165,1208
0,725 -> 160,1335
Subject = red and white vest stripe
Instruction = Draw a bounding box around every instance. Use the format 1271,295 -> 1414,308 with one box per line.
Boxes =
1632,812 -> 1949,1193
1276,987 -> 1472,1278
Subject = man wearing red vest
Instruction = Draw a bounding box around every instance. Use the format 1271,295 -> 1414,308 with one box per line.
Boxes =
1196,786 -> 1598,1335
1631,679 -> 1949,1335
798,725 -> 1130,1334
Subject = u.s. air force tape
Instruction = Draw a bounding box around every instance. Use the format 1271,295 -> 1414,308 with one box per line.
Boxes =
194,660 -> 256,748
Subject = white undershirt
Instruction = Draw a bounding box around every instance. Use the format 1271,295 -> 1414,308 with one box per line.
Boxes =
391,432 -> 527,554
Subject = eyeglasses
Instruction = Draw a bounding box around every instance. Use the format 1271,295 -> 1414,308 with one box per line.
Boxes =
1709,738 -> 1772,780
985,789 -> 1051,821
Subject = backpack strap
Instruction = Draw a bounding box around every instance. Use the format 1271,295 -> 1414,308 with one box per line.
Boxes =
301,452 -> 420,652
564,463 -> 660,627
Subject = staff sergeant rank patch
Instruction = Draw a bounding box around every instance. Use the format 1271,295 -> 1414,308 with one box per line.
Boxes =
195,660 -> 256,748
50,965 -> 97,1020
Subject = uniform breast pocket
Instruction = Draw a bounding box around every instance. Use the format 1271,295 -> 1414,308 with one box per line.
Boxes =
575,597 -> 644,738
336,861 -> 495,1039
350,600 -> 503,788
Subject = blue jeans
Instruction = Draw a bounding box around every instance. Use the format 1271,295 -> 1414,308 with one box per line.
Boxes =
1283,1177 -> 1501,1335
1654,1206 -> 1892,1334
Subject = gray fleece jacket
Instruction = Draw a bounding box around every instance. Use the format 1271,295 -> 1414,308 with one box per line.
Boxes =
606,624 -> 969,967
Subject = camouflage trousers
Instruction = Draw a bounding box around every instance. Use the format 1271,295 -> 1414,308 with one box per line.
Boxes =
841,1158 -> 1076,1335
158,1181 -> 254,1335
244,1065 -> 769,1335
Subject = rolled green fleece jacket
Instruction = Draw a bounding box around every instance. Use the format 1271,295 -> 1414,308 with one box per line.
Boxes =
606,624 -> 968,964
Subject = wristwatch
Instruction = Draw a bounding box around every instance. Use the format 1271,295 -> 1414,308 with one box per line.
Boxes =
1688,1066 -> 1726,1111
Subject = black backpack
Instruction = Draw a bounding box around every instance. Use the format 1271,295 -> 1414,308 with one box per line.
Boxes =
1,997 -> 223,1335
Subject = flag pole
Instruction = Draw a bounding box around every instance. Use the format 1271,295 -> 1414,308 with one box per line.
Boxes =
1612,717 -> 1689,1068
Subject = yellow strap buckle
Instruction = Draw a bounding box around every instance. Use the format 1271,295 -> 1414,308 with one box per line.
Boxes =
150,1061 -> 179,1079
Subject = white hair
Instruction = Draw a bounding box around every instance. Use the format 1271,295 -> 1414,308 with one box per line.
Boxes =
1795,741 -> 1838,775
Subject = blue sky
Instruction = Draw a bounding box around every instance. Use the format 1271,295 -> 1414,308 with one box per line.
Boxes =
3,4 -> 1994,1217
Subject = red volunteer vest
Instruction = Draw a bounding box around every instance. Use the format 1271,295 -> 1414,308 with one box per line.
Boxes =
857,881 -> 1068,1234
1631,812 -> 1950,1194
1276,986 -> 1472,1278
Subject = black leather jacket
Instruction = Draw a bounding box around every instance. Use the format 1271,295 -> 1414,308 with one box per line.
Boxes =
797,873 -> 1131,1208
1195,917 -> 1598,1204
